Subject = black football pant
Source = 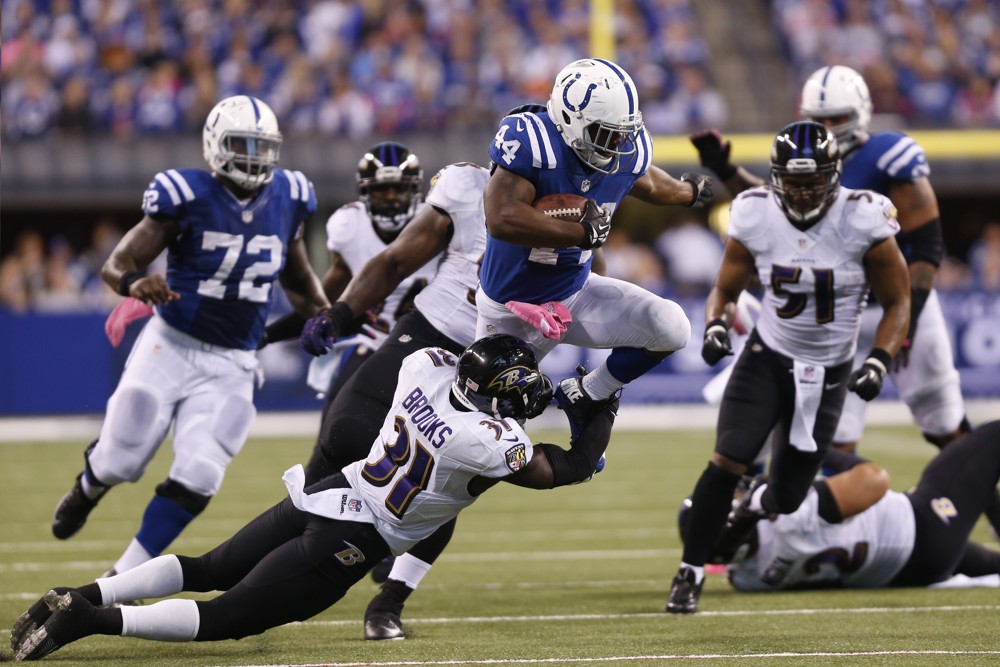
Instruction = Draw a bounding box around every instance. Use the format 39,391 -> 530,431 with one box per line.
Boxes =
681,332 -> 851,567
175,474 -> 390,641
893,421 -> 1000,586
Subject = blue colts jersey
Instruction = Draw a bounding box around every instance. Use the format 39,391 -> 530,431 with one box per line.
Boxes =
842,130 -> 931,264
482,109 -> 652,303
141,168 -> 316,349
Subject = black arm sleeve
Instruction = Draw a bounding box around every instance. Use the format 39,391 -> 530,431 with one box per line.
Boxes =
896,217 -> 944,267
536,405 -> 616,488
821,448 -> 868,475
261,312 -> 307,345
812,480 -> 844,524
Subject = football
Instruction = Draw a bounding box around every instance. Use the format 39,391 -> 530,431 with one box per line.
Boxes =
533,193 -> 589,222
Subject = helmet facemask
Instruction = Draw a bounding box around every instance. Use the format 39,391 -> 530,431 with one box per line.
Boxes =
203,96 -> 282,191
357,143 -> 423,236
217,133 -> 281,190
770,121 -> 842,230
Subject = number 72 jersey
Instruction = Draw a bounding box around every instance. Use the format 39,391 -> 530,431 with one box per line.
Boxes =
729,186 -> 899,366
142,168 -> 316,350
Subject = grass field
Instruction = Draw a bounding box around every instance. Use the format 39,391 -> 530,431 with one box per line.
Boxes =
2,423 -> 999,666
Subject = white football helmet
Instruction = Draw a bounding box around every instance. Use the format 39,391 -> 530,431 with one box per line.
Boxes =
203,96 -> 282,190
547,59 -> 643,174
799,65 -> 872,155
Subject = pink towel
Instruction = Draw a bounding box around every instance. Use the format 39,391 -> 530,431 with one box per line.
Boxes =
505,300 -> 572,340
105,297 -> 153,348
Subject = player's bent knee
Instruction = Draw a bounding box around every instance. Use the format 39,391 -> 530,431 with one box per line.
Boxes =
211,395 -> 255,457
156,478 -> 211,517
645,299 -> 691,352
174,454 -> 227,497
108,387 -> 160,450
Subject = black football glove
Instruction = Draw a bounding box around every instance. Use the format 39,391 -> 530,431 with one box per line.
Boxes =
848,349 -> 891,402
689,129 -> 737,180
578,199 -> 611,249
701,319 -> 733,366
680,172 -> 714,208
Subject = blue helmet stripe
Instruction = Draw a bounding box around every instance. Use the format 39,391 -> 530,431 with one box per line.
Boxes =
247,96 -> 262,126
593,58 -> 635,115
818,66 -> 834,103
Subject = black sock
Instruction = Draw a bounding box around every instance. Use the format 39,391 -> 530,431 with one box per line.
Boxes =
91,606 -> 124,636
76,583 -> 103,607
681,463 -> 743,566
367,579 -> 412,616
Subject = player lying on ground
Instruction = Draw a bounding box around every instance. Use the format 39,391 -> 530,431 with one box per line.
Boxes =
11,334 -> 616,662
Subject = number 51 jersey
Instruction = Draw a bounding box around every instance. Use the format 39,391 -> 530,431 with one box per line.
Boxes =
729,186 -> 899,366
141,168 -> 316,350
341,347 -> 535,555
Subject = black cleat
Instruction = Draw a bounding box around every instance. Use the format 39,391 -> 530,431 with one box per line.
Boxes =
52,474 -> 106,540
14,590 -> 95,661
665,566 -> 703,614
364,612 -> 404,641
554,366 -> 616,443
711,476 -> 769,565
10,588 -> 74,653
370,556 -> 395,584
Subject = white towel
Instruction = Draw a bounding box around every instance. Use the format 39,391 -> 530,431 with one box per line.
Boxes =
306,347 -> 346,396
789,360 -> 825,452
282,464 -> 375,524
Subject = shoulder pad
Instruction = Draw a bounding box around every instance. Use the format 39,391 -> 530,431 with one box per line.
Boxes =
488,112 -> 559,174
842,189 -> 900,238
864,132 -> 930,180
427,162 -> 490,209
143,169 -> 201,217
279,169 -> 317,212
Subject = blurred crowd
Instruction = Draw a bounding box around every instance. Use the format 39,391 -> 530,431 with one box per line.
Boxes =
1,0 -> 722,141
775,0 -> 1000,128
4,217 -> 999,314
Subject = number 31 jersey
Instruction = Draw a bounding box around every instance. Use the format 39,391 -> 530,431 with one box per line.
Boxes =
728,186 -> 899,366
142,168 -> 316,349
342,347 -> 534,555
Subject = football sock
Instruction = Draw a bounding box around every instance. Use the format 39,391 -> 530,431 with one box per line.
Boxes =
97,555 -> 184,606
679,563 -> 705,585
682,463 -> 743,566
582,361 -> 625,401
80,472 -> 107,500
605,347 -> 661,385
112,538 -> 154,573
388,553 -> 433,590
121,599 -> 200,641
134,495 -> 198,558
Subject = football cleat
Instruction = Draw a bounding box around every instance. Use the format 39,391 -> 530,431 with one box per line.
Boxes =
665,566 -> 703,614
554,366 -> 617,443
10,588 -> 74,653
364,612 -> 405,641
711,476 -> 769,565
52,474 -> 106,540
14,590 -> 94,661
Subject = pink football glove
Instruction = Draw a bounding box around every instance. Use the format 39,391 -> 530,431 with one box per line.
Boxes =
105,297 -> 154,348
505,300 -> 572,340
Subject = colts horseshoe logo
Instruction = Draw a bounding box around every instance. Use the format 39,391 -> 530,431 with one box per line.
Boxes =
563,73 -> 598,112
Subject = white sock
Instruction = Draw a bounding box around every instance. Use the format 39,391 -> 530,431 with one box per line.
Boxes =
112,538 -> 154,574
120,599 -> 200,641
80,475 -> 107,499
680,562 -> 705,584
581,362 -> 623,401
388,553 -> 433,590
98,555 -> 184,606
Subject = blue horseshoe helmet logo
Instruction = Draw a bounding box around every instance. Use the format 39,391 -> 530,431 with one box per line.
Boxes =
563,73 -> 598,112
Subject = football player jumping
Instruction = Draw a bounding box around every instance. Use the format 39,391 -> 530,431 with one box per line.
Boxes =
12,335 -> 617,662
49,96 -> 330,578
666,121 -> 911,614
477,58 -> 712,425
691,65 -> 972,457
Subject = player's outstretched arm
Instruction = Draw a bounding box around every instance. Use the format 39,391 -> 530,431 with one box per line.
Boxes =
628,165 -> 713,208
501,398 -> 618,490
102,215 -> 181,306
338,204 -> 452,317
484,167 -> 590,248
689,129 -> 765,196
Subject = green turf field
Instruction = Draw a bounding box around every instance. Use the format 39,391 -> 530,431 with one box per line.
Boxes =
2,424 -> 998,666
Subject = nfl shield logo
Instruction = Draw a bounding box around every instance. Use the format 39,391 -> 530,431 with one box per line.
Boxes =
242,210 -> 253,223
581,179 -> 591,193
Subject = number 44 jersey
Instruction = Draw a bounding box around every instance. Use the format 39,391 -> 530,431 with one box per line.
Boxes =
142,168 -> 316,350
342,347 -> 535,555
729,186 -> 900,367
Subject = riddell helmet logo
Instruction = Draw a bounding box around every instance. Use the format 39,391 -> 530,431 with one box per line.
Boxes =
488,366 -> 537,394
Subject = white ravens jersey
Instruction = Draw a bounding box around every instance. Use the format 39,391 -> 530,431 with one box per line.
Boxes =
727,486 -> 916,590
413,162 -> 490,348
342,347 -> 534,555
326,200 -> 438,346
729,186 -> 899,365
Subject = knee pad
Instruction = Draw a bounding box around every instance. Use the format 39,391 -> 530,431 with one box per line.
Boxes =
211,395 -> 256,456
107,386 -> 160,450
94,386 -> 163,483
155,479 -> 211,517
643,299 -> 691,352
